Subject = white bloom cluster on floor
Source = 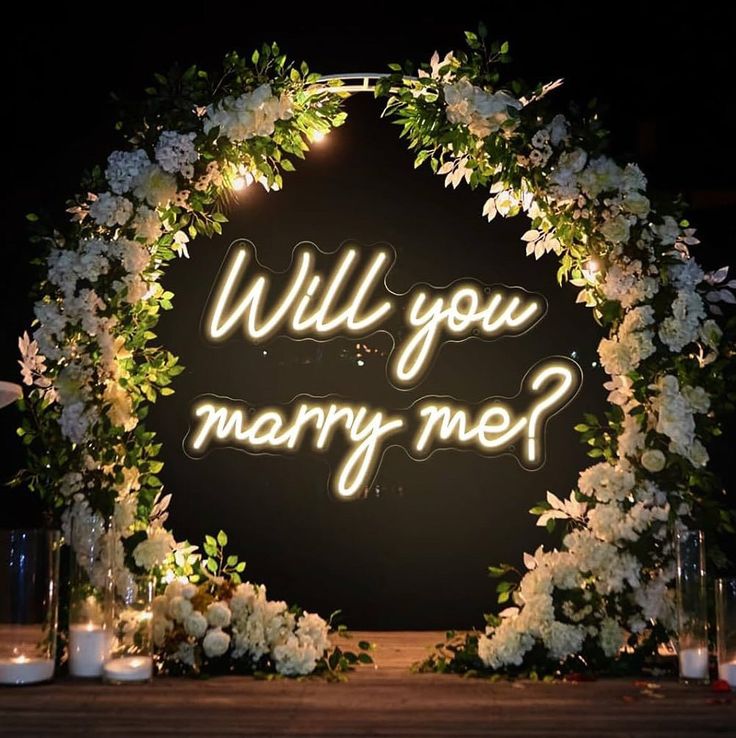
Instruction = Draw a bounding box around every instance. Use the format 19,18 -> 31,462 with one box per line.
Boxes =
153,580 -> 331,676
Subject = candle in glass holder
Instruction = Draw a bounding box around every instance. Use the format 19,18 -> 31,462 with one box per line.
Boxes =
69,623 -> 109,677
718,661 -> 736,687
679,647 -> 709,681
103,655 -> 153,684
0,655 -> 55,685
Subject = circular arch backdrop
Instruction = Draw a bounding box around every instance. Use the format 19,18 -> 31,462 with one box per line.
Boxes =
14,33 -> 736,676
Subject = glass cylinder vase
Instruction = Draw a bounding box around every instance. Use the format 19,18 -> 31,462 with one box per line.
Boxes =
675,528 -> 709,684
67,514 -> 112,678
0,529 -> 61,685
716,577 -> 736,687
103,574 -> 154,685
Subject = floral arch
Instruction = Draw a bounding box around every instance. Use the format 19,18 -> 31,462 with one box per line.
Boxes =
14,33 -> 735,677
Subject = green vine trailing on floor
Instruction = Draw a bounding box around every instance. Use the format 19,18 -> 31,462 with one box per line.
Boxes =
11,25 -> 736,678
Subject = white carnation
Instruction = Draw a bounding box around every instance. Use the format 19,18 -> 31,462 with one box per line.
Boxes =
206,601 -> 232,629
202,628 -> 230,658
184,611 -> 208,638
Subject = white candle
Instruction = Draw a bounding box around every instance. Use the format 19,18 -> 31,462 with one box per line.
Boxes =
0,655 -> 54,685
679,647 -> 709,680
69,623 -> 110,677
103,656 -> 153,683
718,660 -> 736,687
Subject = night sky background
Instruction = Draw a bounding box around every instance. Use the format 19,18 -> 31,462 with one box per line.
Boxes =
1,5 -> 734,628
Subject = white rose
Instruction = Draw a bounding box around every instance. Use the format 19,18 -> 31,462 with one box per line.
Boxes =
184,611 -> 208,639
206,601 -> 232,629
599,215 -> 631,244
641,449 -> 666,473
202,628 -> 230,658
133,164 -> 178,207
623,192 -> 650,218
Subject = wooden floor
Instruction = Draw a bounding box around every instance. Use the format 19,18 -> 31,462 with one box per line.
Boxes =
0,632 -> 732,737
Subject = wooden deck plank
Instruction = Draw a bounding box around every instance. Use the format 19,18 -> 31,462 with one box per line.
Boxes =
0,632 -> 732,737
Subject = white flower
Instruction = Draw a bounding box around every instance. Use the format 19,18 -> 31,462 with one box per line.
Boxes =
154,131 -> 199,177
478,621 -> 534,669
600,260 -> 658,309
658,289 -> 706,351
272,634 -> 320,675
168,595 -> 193,622
206,601 -> 232,629
105,149 -> 151,194
89,192 -> 133,227
296,612 -> 331,655
184,611 -> 208,638
59,401 -> 92,443
131,206 -> 163,245
598,618 -> 626,657
622,192 -> 650,218
603,375 -> 635,407
654,215 -> 680,245
202,628 -> 230,658
578,462 -> 635,503
699,319 -> 722,349
133,164 -> 178,207
641,449 -> 666,472
172,230 -> 190,258
543,621 -> 586,661
617,413 -> 646,460
203,84 -> 293,142
682,385 -> 710,414
443,79 -> 521,138
599,214 -> 631,244
103,380 -> 137,431
132,527 -> 175,570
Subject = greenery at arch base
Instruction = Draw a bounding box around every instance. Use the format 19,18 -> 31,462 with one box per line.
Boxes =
13,25 -> 736,678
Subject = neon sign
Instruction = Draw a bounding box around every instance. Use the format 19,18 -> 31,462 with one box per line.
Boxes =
188,241 -> 582,500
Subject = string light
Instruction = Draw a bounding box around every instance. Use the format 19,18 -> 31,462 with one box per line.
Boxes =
311,131 -> 327,143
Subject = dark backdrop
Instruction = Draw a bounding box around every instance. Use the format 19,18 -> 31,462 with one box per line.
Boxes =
1,5 -> 734,628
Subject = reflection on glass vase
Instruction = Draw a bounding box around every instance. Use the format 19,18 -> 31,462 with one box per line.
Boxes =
675,527 -> 710,684
715,577 -> 736,687
67,513 -> 112,678
0,529 -> 61,685
102,573 -> 154,685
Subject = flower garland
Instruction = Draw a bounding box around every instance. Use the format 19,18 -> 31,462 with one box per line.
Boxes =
13,30 -> 735,677
377,28 -> 735,675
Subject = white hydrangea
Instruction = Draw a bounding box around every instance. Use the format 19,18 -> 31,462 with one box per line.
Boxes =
272,634 -> 320,676
542,621 -> 586,661
599,214 -> 631,244
658,289 -> 706,351
105,149 -> 151,194
478,620 -> 534,669
154,131 -> 199,177
653,215 -> 681,245
577,156 -> 623,198
578,462 -> 635,503
650,375 -> 697,461
89,192 -> 133,227
206,601 -> 232,629
168,595 -> 193,622
600,260 -> 658,308
617,413 -> 646,461
59,400 -> 93,443
598,306 -> 655,375
598,617 -> 626,657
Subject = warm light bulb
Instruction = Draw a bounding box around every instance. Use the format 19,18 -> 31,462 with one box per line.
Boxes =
232,176 -> 247,191
585,258 -> 600,273
311,131 -> 327,143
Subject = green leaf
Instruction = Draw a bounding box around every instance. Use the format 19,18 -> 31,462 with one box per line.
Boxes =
217,530 -> 228,547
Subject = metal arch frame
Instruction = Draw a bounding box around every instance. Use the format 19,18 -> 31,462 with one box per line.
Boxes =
311,72 -> 419,94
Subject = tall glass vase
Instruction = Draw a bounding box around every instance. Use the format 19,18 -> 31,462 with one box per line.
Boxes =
0,529 -> 61,685
67,514 -> 112,677
675,528 -> 709,684
715,577 -> 736,687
